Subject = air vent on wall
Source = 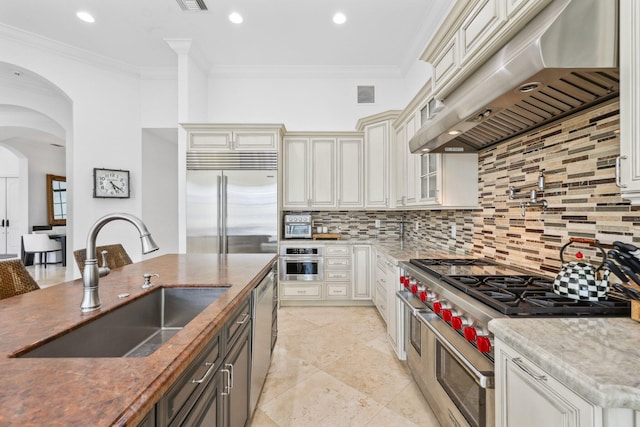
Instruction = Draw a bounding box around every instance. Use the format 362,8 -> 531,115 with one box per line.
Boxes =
176,0 -> 207,11
357,86 -> 375,104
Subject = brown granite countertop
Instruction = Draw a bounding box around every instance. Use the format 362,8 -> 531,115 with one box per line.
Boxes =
0,253 -> 277,426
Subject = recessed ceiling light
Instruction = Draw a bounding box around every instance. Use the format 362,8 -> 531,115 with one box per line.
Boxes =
229,12 -> 243,24
333,12 -> 347,25
448,130 -> 462,135
76,11 -> 95,23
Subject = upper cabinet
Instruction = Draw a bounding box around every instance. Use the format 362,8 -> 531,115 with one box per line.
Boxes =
417,153 -> 478,208
282,132 -> 364,210
393,82 -> 478,210
619,0 -> 640,204
356,111 -> 401,210
183,124 -> 285,152
420,0 -> 551,99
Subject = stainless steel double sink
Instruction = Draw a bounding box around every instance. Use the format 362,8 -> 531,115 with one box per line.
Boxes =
15,287 -> 228,358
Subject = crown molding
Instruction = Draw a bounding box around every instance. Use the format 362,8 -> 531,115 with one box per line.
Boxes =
208,64 -> 403,79
0,24 -> 144,78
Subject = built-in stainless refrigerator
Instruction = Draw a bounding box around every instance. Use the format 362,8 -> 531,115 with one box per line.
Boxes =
186,152 -> 278,254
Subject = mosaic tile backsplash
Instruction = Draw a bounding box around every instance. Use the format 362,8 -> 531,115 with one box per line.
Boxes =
287,99 -> 635,277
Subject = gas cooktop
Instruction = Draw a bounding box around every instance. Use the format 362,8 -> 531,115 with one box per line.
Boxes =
408,258 -> 630,317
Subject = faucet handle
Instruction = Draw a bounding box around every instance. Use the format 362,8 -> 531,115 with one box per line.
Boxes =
98,250 -> 111,277
142,273 -> 160,289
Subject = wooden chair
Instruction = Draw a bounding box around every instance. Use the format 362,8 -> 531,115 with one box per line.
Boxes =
74,244 -> 133,276
0,258 -> 40,300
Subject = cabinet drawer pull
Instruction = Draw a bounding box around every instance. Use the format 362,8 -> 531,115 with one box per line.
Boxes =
236,313 -> 250,325
512,357 -> 547,381
226,363 -> 234,390
616,155 -> 628,188
191,361 -> 215,384
220,367 -> 231,395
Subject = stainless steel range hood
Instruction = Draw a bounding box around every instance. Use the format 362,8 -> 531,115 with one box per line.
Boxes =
409,0 -> 619,154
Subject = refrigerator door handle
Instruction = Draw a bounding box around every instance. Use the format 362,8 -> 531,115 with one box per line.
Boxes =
217,175 -> 224,254
221,174 -> 228,254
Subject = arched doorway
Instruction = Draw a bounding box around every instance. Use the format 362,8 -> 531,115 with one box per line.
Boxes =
0,63 -> 71,263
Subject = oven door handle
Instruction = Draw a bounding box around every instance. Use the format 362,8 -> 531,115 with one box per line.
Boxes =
396,290 -> 427,315
421,315 -> 495,389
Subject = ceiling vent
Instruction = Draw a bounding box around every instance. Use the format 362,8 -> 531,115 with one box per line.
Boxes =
357,86 -> 375,104
176,0 -> 208,11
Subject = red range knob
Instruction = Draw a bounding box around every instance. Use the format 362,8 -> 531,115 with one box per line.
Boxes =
400,275 -> 406,285
410,284 -> 418,294
419,291 -> 427,302
451,317 -> 463,330
432,302 -> 442,314
403,278 -> 410,288
476,336 -> 492,353
442,309 -> 453,322
463,326 -> 477,341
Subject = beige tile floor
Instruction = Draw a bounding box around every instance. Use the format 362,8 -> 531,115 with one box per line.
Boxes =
250,306 -> 442,427
26,263 -> 67,288
26,268 -> 441,426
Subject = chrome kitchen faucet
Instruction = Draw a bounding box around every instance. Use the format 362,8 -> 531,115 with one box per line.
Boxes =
80,213 -> 159,312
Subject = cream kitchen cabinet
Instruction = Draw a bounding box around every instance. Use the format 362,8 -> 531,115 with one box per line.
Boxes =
183,124 -> 284,152
356,111 -> 401,209
372,248 -> 404,360
394,113 -> 419,208
619,0 -> 640,204
392,81 -> 479,209
279,242 -> 372,306
373,251 -> 388,322
337,138 -> 364,208
324,244 -> 352,300
421,0 -> 551,98
417,152 -> 478,208
352,245 -> 372,300
282,133 -> 364,210
394,83 -> 430,208
495,339 -> 597,427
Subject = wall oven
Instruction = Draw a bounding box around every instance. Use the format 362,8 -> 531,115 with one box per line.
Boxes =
279,246 -> 323,281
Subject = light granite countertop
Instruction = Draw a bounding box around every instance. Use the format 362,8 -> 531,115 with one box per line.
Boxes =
489,317 -> 640,411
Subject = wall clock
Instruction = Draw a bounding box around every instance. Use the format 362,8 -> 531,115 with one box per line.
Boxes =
93,168 -> 130,198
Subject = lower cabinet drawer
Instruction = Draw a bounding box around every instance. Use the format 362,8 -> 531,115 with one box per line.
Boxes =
326,283 -> 350,298
281,284 -> 322,298
325,257 -> 352,270
157,333 -> 222,426
225,298 -> 251,348
325,270 -> 351,281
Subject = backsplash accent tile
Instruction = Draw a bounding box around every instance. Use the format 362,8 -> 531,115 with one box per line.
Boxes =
285,99 -> 636,277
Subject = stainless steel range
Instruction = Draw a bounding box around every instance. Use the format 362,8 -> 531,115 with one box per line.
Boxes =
397,258 -> 630,427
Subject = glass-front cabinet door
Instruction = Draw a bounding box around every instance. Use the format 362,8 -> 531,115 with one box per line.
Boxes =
419,153 -> 441,204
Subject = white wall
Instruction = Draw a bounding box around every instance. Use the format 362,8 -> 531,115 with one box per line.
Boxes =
142,128 -> 179,256
140,73 -> 178,128
0,145 -> 19,175
0,25 -> 438,277
2,139 -> 64,227
207,75 -> 409,131
0,33 -> 171,277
